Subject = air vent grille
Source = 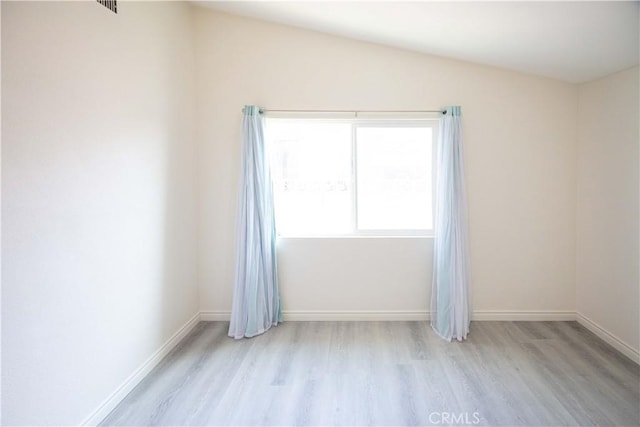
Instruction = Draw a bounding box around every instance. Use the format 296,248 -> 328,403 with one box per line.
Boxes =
97,0 -> 117,14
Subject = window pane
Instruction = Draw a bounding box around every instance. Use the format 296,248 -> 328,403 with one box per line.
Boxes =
356,126 -> 433,230
268,120 -> 352,235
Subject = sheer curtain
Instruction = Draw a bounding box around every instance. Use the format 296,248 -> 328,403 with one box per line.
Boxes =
431,106 -> 471,342
228,105 -> 282,339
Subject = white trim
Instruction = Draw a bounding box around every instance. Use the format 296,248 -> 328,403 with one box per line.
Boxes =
576,312 -> 640,364
284,310 -> 429,321
81,312 -> 201,426
201,310 -> 430,321
472,310 -> 576,321
199,309 -> 576,322
282,310 -> 576,322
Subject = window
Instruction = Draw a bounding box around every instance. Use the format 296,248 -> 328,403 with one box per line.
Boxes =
267,118 -> 437,236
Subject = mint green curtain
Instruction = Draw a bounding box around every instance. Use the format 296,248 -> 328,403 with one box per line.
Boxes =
229,105 -> 282,339
431,106 -> 471,341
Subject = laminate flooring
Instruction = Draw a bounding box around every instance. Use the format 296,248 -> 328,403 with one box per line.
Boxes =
101,321 -> 639,426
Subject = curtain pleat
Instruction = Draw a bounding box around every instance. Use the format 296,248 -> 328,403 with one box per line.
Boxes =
431,106 -> 471,342
229,105 -> 282,339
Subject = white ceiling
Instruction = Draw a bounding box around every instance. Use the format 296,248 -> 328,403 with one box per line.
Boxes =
195,1 -> 639,83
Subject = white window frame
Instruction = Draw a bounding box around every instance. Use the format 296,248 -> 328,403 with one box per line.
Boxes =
266,116 -> 438,238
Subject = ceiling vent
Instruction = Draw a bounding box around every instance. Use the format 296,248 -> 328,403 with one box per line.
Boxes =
97,0 -> 117,14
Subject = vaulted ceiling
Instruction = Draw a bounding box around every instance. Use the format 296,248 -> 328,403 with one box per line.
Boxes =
195,1 -> 639,83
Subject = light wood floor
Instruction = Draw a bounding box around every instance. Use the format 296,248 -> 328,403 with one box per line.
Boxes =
101,321 -> 639,426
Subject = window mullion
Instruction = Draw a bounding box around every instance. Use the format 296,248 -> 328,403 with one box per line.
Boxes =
351,123 -> 358,235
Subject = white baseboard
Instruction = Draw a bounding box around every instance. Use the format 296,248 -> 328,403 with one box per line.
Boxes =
576,312 -> 639,364
201,310 -> 429,321
472,310 -> 576,321
200,310 -> 429,322
200,310 -> 575,322
81,312 -> 201,426
284,310 -> 429,321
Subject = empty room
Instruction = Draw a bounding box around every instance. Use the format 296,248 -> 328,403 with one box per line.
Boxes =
2,0 -> 639,426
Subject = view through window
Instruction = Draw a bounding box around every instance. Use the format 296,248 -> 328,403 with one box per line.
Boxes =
267,118 -> 437,236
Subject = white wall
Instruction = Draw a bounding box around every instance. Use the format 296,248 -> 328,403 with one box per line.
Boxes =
576,66 -> 639,357
194,9 -> 578,318
1,2 -> 198,425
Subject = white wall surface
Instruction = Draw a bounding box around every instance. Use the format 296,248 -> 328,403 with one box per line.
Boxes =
576,66 -> 640,355
1,1 -> 198,425
194,9 -> 578,317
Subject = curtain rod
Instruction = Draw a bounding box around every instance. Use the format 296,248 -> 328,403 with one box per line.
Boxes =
242,108 -> 447,115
